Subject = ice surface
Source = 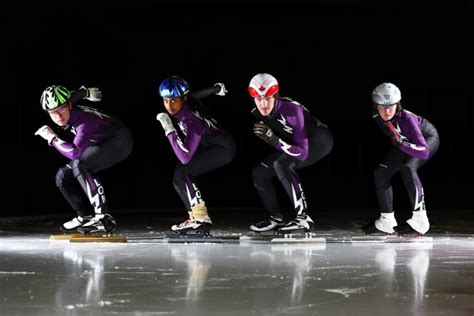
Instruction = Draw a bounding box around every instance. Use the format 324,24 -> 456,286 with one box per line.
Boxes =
1,210 -> 473,315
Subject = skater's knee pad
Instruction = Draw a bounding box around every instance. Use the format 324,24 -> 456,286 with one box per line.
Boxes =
272,160 -> 294,182
71,159 -> 90,179
252,164 -> 270,188
373,164 -> 394,186
55,166 -> 72,187
399,164 -> 418,180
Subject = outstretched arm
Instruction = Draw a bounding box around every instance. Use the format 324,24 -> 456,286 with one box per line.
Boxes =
191,83 -> 227,100
69,86 -> 103,103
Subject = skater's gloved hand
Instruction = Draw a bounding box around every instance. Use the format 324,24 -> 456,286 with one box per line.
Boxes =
34,125 -> 57,144
80,86 -> 103,102
214,83 -> 228,96
253,122 -> 279,146
372,114 -> 393,138
385,121 -> 404,147
156,113 -> 176,136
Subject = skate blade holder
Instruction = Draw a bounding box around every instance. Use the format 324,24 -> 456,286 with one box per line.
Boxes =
69,234 -> 127,243
271,232 -> 326,244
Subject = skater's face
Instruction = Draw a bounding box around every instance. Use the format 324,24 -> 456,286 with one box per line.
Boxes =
376,103 -> 397,121
163,96 -> 186,115
48,103 -> 72,126
254,96 -> 275,116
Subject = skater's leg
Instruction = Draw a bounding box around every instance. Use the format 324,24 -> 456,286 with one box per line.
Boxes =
252,153 -> 283,219
249,150 -> 290,232
74,133 -> 133,233
171,139 -> 235,232
56,164 -> 91,217
367,148 -> 404,234
399,134 -> 440,234
277,128 -> 333,232
56,165 -> 93,231
72,159 -> 108,215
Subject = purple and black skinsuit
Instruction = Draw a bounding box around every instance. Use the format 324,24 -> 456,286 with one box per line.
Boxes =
162,86 -> 236,213
252,97 -> 333,219
51,102 -> 133,217
373,109 -> 439,214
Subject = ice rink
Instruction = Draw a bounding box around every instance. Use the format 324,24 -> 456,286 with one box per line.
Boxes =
1,209 -> 473,315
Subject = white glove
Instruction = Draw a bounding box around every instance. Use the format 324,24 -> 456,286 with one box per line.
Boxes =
156,113 -> 176,136
214,83 -> 228,96
34,125 -> 57,144
80,86 -> 103,102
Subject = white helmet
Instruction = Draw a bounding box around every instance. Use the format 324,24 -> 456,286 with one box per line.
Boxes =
372,82 -> 401,105
248,73 -> 279,97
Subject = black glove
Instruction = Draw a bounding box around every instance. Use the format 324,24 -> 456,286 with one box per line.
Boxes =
253,122 -> 279,146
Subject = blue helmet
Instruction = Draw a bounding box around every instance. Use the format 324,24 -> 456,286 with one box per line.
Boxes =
158,76 -> 190,98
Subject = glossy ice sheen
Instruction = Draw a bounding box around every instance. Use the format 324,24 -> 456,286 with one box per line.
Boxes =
1,236 -> 473,315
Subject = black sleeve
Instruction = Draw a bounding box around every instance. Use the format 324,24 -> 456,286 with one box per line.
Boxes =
69,87 -> 88,103
372,114 -> 392,138
191,85 -> 219,100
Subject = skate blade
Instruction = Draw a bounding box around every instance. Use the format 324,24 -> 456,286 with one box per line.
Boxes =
352,235 -> 433,243
50,234 -> 83,240
351,234 -> 398,242
164,234 -> 239,243
271,237 -> 326,244
163,235 -> 239,243
385,236 -> 433,243
69,235 -> 127,243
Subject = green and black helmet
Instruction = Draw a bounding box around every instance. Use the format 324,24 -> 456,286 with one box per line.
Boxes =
40,85 -> 71,111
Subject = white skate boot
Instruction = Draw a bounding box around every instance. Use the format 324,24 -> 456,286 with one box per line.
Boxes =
172,202 -> 213,234
60,215 -> 92,232
171,217 -> 213,233
406,211 -> 430,235
374,212 -> 398,234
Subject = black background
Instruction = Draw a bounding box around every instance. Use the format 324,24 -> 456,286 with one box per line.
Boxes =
4,1 -> 473,217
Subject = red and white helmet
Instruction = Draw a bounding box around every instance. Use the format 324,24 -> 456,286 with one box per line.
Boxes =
248,73 -> 279,98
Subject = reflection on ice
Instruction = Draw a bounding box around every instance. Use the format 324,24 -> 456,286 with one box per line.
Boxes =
0,235 -> 473,315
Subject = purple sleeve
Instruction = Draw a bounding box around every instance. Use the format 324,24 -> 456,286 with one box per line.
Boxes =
51,122 -> 98,160
274,106 -> 309,161
398,114 -> 429,159
166,122 -> 202,165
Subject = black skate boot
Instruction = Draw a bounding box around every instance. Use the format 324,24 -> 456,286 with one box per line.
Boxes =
60,215 -> 93,232
77,214 -> 117,235
249,216 -> 284,232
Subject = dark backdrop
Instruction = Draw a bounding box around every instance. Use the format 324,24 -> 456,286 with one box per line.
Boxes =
4,1 -> 473,217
